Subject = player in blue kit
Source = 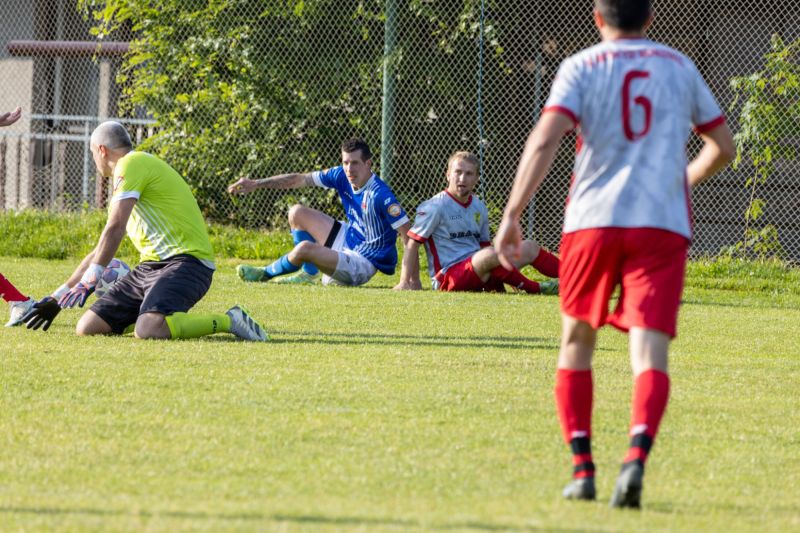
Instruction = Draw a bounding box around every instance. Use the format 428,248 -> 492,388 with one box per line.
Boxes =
228,139 -> 411,286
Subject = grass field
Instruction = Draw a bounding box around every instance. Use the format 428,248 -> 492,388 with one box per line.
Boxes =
2,255 -> 799,531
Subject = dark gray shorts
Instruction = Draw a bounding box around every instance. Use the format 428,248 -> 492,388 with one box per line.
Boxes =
90,254 -> 213,334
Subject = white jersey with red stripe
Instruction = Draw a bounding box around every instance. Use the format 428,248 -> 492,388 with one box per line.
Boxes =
545,38 -> 725,239
408,191 -> 491,287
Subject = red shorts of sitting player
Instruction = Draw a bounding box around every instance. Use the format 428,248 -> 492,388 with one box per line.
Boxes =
436,256 -> 504,292
559,227 -> 689,338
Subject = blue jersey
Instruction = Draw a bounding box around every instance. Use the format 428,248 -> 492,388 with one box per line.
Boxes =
312,166 -> 409,274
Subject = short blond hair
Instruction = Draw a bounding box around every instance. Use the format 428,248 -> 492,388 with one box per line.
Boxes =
447,151 -> 479,171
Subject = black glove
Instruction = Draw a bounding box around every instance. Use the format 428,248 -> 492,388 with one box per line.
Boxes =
22,296 -> 62,331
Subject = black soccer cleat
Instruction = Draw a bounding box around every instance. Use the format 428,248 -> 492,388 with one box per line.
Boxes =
610,461 -> 644,509
562,477 -> 596,501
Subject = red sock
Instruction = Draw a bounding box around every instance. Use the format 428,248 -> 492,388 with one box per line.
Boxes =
531,248 -> 560,278
489,266 -> 540,293
623,369 -> 670,465
555,368 -> 594,478
0,273 -> 27,302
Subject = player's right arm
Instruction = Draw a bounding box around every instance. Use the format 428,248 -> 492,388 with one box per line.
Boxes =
227,172 -> 314,195
394,238 -> 423,291
495,111 -> 574,270
58,198 -> 135,308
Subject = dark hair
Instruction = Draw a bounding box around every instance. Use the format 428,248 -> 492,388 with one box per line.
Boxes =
595,0 -> 651,31
341,138 -> 372,161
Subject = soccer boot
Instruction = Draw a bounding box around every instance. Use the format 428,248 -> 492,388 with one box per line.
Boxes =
5,297 -> 35,327
610,461 -> 644,509
271,270 -> 320,285
236,264 -> 269,282
226,305 -> 269,341
539,279 -> 559,296
562,477 -> 596,501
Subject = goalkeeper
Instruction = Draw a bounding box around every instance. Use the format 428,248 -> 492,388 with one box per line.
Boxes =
23,121 -> 267,341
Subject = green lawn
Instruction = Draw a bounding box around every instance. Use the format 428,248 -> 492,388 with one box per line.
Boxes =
1,256 -> 798,531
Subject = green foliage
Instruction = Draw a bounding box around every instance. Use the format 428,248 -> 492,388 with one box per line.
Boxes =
74,0 -> 517,227
686,254 -> 800,294
729,35 -> 800,259
78,0 -> 385,227
0,209 -> 138,261
0,209 -> 290,261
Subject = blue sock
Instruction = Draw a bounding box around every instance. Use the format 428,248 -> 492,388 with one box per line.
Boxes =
291,229 -> 319,276
264,255 -> 300,279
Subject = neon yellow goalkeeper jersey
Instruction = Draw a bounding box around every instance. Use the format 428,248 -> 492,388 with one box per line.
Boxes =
111,151 -> 215,269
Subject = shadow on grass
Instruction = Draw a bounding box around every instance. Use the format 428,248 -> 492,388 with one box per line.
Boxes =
0,506 -> 599,531
192,330 -> 618,353
268,330 -> 562,352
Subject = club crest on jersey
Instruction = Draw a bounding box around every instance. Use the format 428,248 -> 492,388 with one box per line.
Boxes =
388,203 -> 402,217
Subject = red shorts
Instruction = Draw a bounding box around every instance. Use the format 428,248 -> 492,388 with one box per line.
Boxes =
437,257 -> 504,292
559,228 -> 689,338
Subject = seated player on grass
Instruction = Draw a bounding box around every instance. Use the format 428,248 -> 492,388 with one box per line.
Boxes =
228,138 -> 411,287
394,151 -> 559,294
22,121 -> 267,341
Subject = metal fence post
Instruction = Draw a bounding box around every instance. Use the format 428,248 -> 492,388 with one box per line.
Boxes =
380,0 -> 398,183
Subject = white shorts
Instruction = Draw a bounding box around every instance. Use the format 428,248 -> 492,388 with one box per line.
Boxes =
323,221 -> 378,287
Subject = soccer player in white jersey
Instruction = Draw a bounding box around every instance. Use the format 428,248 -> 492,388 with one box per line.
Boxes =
395,151 -> 559,293
229,139 -> 411,287
495,0 -> 735,508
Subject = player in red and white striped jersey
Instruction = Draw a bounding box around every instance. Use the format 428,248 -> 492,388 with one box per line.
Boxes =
496,0 -> 735,508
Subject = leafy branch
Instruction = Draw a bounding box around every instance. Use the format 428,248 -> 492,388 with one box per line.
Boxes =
729,35 -> 800,259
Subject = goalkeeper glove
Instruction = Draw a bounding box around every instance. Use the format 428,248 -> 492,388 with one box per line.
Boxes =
22,297 -> 62,331
58,263 -> 104,309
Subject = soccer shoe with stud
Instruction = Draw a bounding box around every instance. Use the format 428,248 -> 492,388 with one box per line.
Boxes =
5,297 -> 35,327
226,305 -> 269,342
271,270 -> 320,285
539,279 -> 559,296
610,461 -> 644,509
236,264 -> 268,282
562,477 -> 596,501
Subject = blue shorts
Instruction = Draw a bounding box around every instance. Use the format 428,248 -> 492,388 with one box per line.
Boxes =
90,254 -> 213,334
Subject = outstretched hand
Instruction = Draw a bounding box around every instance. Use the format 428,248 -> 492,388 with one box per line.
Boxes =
58,281 -> 95,309
0,107 -> 22,127
22,297 -> 62,331
227,177 -> 258,195
494,216 -> 523,271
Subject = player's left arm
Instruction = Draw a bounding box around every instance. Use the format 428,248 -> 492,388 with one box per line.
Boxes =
495,111 -> 573,269
687,122 -> 735,188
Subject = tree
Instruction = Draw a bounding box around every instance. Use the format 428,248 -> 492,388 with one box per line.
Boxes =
729,35 -> 800,259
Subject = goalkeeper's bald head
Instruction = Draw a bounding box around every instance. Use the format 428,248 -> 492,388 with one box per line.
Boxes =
91,121 -> 133,151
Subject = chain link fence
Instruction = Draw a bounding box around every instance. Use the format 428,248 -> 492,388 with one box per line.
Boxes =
1,1 -> 798,259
